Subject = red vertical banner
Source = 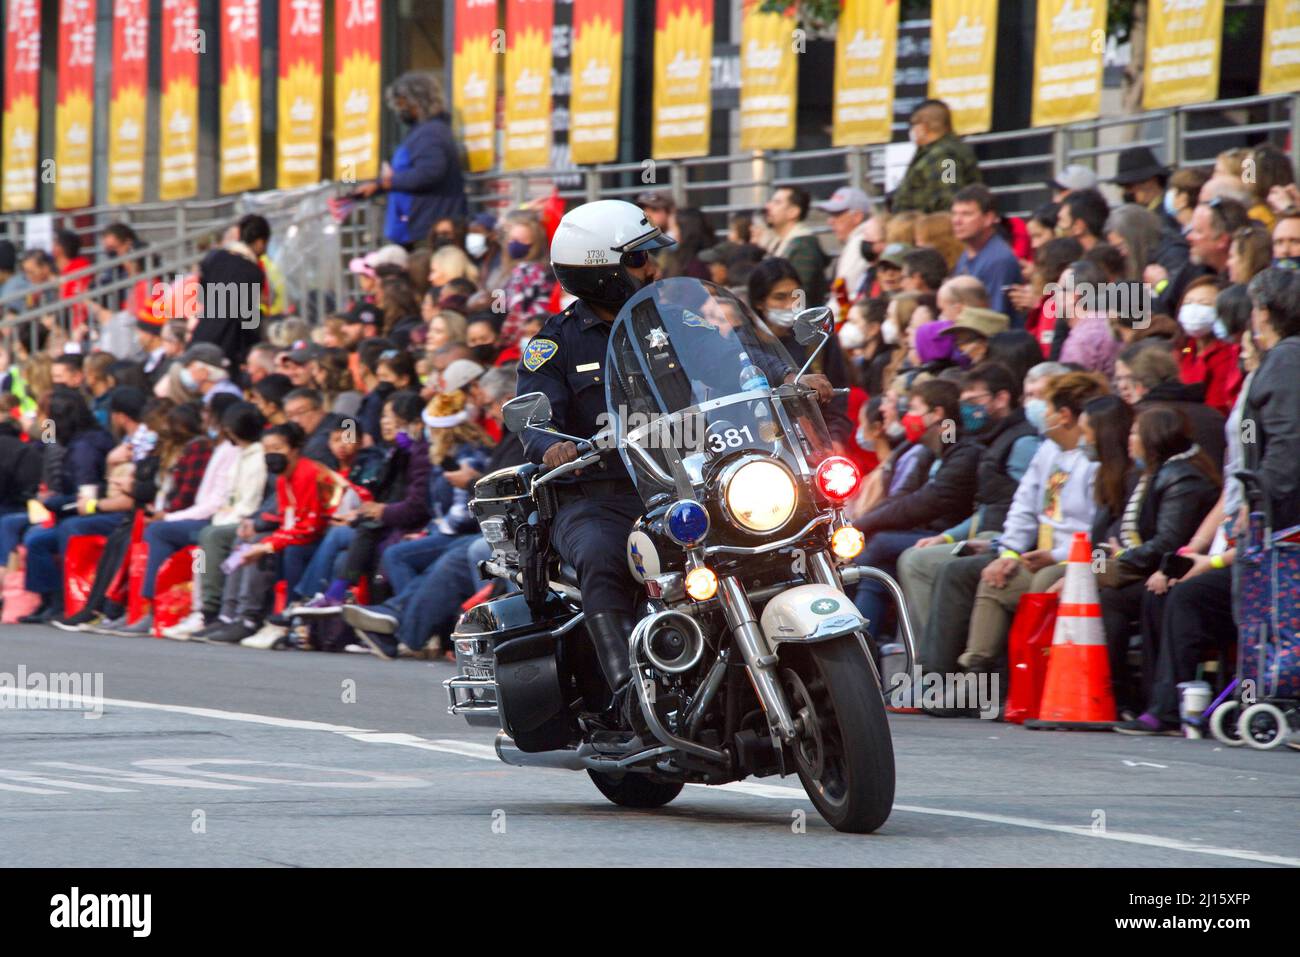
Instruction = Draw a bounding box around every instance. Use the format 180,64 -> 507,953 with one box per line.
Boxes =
220,0 -> 263,194
278,0 -> 324,187
55,0 -> 96,209
652,0 -> 714,159
2,0 -> 42,212
453,0 -> 499,174
503,0 -> 553,171
159,0 -> 200,201
570,0 -> 623,165
335,0 -> 383,182
107,0 -> 150,204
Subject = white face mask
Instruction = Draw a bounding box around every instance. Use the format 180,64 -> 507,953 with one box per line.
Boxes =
765,308 -> 796,328
881,317 -> 900,345
1178,302 -> 1217,337
466,233 -> 488,258
838,322 -> 867,350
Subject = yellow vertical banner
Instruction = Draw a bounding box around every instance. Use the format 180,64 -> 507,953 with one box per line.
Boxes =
277,0 -> 324,189
652,0 -> 714,159
107,0 -> 149,204
219,0 -> 262,194
54,0 -> 97,209
158,0 -> 200,201
453,0 -> 498,174
1144,0 -> 1223,110
1261,0 -> 1300,94
928,0 -> 998,135
1031,0 -> 1106,127
739,0 -> 796,151
833,0 -> 899,146
502,0 -> 553,171
569,0 -> 623,165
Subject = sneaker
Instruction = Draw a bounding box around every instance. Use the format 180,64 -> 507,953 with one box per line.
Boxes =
18,599 -> 59,625
208,620 -> 255,645
342,604 -> 398,635
52,611 -> 102,633
191,617 -> 234,642
113,613 -> 154,637
90,614 -> 129,635
351,626 -> 398,661
287,594 -> 345,617
163,611 -> 208,641
240,622 -> 289,650
1113,714 -> 1180,736
956,651 -> 996,673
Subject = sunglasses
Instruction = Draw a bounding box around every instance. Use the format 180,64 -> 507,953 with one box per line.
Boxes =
621,250 -> 650,269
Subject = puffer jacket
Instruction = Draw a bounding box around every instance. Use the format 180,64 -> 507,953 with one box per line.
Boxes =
856,435 -> 981,536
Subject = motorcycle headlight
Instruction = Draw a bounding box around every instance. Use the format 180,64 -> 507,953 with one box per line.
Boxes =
721,457 -> 797,533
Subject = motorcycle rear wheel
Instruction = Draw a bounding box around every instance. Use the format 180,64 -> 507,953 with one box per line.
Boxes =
588,770 -> 685,809
783,636 -> 895,833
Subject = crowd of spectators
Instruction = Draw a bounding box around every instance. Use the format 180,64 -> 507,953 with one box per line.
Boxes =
1,92 -> 1297,735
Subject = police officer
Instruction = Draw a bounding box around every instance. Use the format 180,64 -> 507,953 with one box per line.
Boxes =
516,200 -> 670,720
518,200 -> 835,726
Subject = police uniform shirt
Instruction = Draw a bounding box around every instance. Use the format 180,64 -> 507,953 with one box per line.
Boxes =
516,299 -> 627,481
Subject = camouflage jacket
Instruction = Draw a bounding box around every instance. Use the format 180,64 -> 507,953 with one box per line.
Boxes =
891,134 -> 982,214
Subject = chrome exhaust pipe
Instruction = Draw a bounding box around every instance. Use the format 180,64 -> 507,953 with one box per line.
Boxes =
633,609 -> 706,674
494,731 -> 586,770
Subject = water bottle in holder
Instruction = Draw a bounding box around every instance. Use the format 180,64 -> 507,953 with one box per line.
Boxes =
738,352 -> 769,393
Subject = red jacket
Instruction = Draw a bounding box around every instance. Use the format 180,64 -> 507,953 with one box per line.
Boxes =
261,456 -> 329,552
1179,338 -> 1242,417
60,256 -> 92,330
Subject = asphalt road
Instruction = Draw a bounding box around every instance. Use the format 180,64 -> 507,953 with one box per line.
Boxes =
1,624 -> 1297,867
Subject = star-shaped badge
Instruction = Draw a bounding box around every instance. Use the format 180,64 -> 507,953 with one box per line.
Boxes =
646,327 -> 669,349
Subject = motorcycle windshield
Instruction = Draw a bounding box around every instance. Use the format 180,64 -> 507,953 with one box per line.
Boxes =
604,278 -> 834,501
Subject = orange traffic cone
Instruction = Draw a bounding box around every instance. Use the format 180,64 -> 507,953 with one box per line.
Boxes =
1024,532 -> 1117,731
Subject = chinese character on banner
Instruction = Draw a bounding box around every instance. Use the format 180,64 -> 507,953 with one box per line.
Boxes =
169,0 -> 198,53
229,0 -> 260,42
291,0 -> 323,35
346,0 -> 378,29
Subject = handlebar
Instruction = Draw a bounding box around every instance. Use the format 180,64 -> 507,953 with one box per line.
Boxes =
535,448 -> 602,486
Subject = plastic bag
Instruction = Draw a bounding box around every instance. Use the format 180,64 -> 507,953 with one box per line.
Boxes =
1004,592 -> 1059,724
63,535 -> 108,618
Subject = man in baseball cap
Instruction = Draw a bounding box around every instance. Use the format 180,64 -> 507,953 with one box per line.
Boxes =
1049,165 -> 1099,201
635,190 -> 675,231
180,342 -> 242,402
818,187 -> 876,305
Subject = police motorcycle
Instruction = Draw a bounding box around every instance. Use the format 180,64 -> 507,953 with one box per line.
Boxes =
445,277 -> 916,833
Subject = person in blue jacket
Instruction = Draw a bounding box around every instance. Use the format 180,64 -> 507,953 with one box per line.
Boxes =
356,72 -> 467,249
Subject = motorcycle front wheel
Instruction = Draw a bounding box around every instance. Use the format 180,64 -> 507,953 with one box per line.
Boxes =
588,770 -> 685,809
782,636 -> 895,833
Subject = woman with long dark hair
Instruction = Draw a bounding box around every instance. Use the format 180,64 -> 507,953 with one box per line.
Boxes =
1097,405 -> 1221,713
662,207 -> 714,280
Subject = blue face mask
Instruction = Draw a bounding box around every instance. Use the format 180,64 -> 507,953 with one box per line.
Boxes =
1025,398 -> 1048,434
1163,188 -> 1180,220
960,401 -> 990,434
180,367 -> 197,391
855,425 -> 870,448
1274,256 -> 1300,271
1212,318 -> 1231,341
507,240 -> 531,260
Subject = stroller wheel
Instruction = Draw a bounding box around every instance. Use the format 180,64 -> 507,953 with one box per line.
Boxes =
1209,701 -> 1245,747
1238,703 -> 1290,750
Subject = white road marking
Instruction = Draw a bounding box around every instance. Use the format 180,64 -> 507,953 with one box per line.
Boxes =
1122,759 -> 1168,768
5,688 -> 1297,866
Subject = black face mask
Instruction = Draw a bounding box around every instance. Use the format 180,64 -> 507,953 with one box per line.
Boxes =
1122,190 -> 1136,205
374,381 -> 396,397
860,240 -> 879,265
400,110 -> 419,126
470,343 -> 498,365
432,236 -> 455,249
265,453 -> 289,475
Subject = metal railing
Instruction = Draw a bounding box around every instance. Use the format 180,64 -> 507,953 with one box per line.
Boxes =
0,183 -> 385,350
464,91 -> 1300,228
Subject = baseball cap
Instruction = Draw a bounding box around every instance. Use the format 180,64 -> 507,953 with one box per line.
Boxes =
107,386 -> 148,420
283,342 -> 322,365
1051,165 -> 1099,193
817,187 -> 872,215
877,243 -> 914,269
635,190 -> 674,211
179,342 -> 228,368
348,243 -> 410,277
344,301 -> 383,327
441,358 -> 486,392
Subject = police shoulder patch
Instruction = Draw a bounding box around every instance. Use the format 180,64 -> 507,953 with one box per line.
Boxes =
522,338 -> 559,371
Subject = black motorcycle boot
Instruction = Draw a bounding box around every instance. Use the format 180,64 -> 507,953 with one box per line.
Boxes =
583,611 -> 648,745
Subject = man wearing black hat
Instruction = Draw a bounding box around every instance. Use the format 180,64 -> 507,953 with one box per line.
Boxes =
1113,146 -> 1178,234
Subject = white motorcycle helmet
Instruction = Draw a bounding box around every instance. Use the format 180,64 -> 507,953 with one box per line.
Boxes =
549,199 -> 676,311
